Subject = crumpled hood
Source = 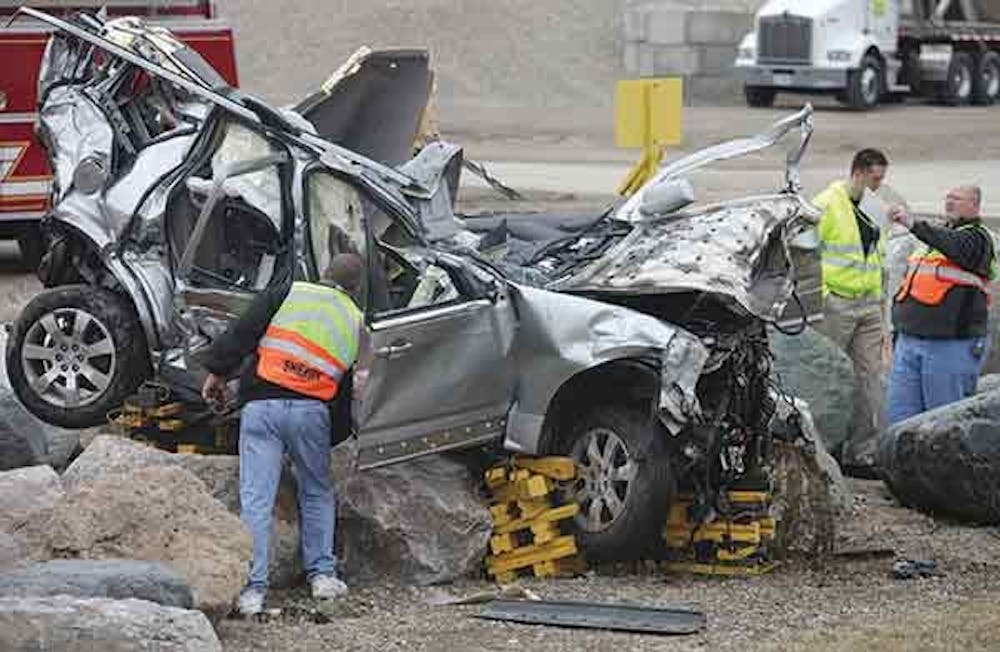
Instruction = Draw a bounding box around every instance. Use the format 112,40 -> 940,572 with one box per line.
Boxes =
552,193 -> 820,323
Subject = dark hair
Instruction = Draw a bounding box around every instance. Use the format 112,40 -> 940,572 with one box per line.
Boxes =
323,253 -> 363,294
851,148 -> 888,174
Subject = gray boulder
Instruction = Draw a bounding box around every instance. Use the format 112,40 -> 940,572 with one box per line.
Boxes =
0,596 -> 220,652
0,464 -> 64,563
879,389 -> 1000,524
0,559 -> 194,608
44,465 -> 251,618
335,453 -> 493,585
769,327 -> 854,455
0,388 -> 82,472
770,396 -> 851,557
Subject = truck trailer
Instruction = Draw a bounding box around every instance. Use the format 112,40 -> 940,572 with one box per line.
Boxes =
0,1 -> 237,266
734,0 -> 1000,109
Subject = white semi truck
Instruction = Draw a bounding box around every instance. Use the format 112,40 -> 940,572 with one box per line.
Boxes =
734,0 -> 1000,109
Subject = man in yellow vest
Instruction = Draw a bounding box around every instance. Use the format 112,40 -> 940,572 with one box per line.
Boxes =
887,186 -> 996,423
201,253 -> 367,616
812,149 -> 890,479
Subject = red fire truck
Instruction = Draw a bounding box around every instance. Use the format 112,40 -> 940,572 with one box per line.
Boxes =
0,1 -> 237,266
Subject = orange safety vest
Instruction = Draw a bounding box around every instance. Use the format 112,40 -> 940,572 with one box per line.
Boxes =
895,224 -> 995,307
256,282 -> 362,400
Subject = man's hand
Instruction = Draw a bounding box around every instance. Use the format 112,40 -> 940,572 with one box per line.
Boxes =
201,372 -> 228,405
352,369 -> 369,401
889,204 -> 912,230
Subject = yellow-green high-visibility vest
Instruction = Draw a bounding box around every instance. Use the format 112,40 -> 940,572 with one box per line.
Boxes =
813,181 -> 884,299
256,282 -> 362,400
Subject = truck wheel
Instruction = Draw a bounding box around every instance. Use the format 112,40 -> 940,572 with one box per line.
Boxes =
973,51 -> 1000,106
943,52 -> 975,106
845,54 -> 882,110
6,285 -> 150,428
744,85 -> 776,108
17,227 -> 45,271
557,403 -> 675,561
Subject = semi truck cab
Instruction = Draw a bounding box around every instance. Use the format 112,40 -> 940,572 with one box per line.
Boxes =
734,0 -> 1000,109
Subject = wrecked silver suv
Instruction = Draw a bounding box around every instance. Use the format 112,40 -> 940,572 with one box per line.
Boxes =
6,8 -> 821,559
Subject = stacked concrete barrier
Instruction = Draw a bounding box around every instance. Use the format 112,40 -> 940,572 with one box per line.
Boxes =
623,1 -> 762,104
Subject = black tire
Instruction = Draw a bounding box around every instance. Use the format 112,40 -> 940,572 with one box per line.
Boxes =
555,404 -> 675,561
6,285 -> 150,428
744,85 -> 777,108
17,227 -> 44,271
845,54 -> 883,110
943,51 -> 975,106
973,51 -> 1000,106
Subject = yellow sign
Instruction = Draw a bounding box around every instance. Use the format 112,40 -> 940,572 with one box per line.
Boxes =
614,77 -> 683,196
614,77 -> 683,148
872,0 -> 887,17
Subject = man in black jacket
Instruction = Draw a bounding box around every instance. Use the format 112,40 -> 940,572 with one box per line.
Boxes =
887,186 -> 996,423
201,254 -> 368,616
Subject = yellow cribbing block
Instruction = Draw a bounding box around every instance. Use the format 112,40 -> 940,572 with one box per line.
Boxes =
494,503 -> 580,535
150,402 -> 184,419
716,545 -> 760,562
176,444 -> 199,455
485,467 -> 509,489
490,532 -> 518,556
690,522 -> 762,545
529,521 -> 561,545
486,535 -> 578,576
490,503 -> 514,526
727,491 -> 769,504
511,456 -> 577,481
491,474 -> 554,503
514,498 -> 553,522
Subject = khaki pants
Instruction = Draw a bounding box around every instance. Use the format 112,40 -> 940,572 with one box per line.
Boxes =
813,294 -> 885,467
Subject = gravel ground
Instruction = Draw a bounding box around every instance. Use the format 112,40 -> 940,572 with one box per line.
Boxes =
216,479 -> 1000,651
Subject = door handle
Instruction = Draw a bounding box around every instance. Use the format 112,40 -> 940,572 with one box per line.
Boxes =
375,340 -> 413,358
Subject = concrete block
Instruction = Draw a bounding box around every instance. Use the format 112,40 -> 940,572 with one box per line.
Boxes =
623,7 -> 647,42
697,44 -> 741,75
638,43 -> 657,77
647,9 -> 687,46
686,10 -> 755,45
652,45 -> 700,76
624,42 -> 641,76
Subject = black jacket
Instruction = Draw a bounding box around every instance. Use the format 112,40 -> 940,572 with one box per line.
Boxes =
893,219 -> 994,339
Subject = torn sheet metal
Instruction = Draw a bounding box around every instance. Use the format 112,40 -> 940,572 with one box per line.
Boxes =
475,599 -> 706,635
554,194 -> 820,323
504,284 -> 707,452
616,104 -> 814,223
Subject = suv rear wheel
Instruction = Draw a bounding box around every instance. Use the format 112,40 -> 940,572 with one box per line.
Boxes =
557,404 -> 675,561
6,285 -> 150,428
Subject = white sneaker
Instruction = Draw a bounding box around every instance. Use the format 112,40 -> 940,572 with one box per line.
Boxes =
310,574 -> 348,600
237,587 -> 266,616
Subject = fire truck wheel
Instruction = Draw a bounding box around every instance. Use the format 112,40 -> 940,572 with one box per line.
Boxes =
559,403 -> 676,561
6,285 -> 150,428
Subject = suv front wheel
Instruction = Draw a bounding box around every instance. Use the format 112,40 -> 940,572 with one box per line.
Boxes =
558,404 -> 675,561
6,285 -> 150,428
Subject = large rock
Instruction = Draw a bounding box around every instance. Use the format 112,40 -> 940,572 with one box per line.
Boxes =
769,328 -> 854,455
336,453 -> 493,585
0,464 -> 64,563
770,397 -> 851,557
0,559 -> 194,608
64,434 -> 241,509
0,388 -> 82,472
43,465 -> 251,617
879,390 -> 1000,524
64,434 -> 302,587
0,596 -> 221,652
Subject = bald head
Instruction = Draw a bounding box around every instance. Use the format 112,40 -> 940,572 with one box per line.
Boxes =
323,253 -> 363,296
944,185 -> 982,221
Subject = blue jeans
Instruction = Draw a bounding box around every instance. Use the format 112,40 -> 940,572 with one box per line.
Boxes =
887,333 -> 986,425
239,399 -> 336,589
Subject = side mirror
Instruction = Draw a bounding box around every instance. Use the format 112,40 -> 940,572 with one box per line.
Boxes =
639,178 -> 695,216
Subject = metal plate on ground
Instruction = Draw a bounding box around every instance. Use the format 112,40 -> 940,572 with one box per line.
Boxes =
474,599 -> 706,635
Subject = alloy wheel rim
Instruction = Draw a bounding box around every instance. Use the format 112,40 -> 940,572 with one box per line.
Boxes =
570,427 -> 637,532
21,308 -> 116,408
